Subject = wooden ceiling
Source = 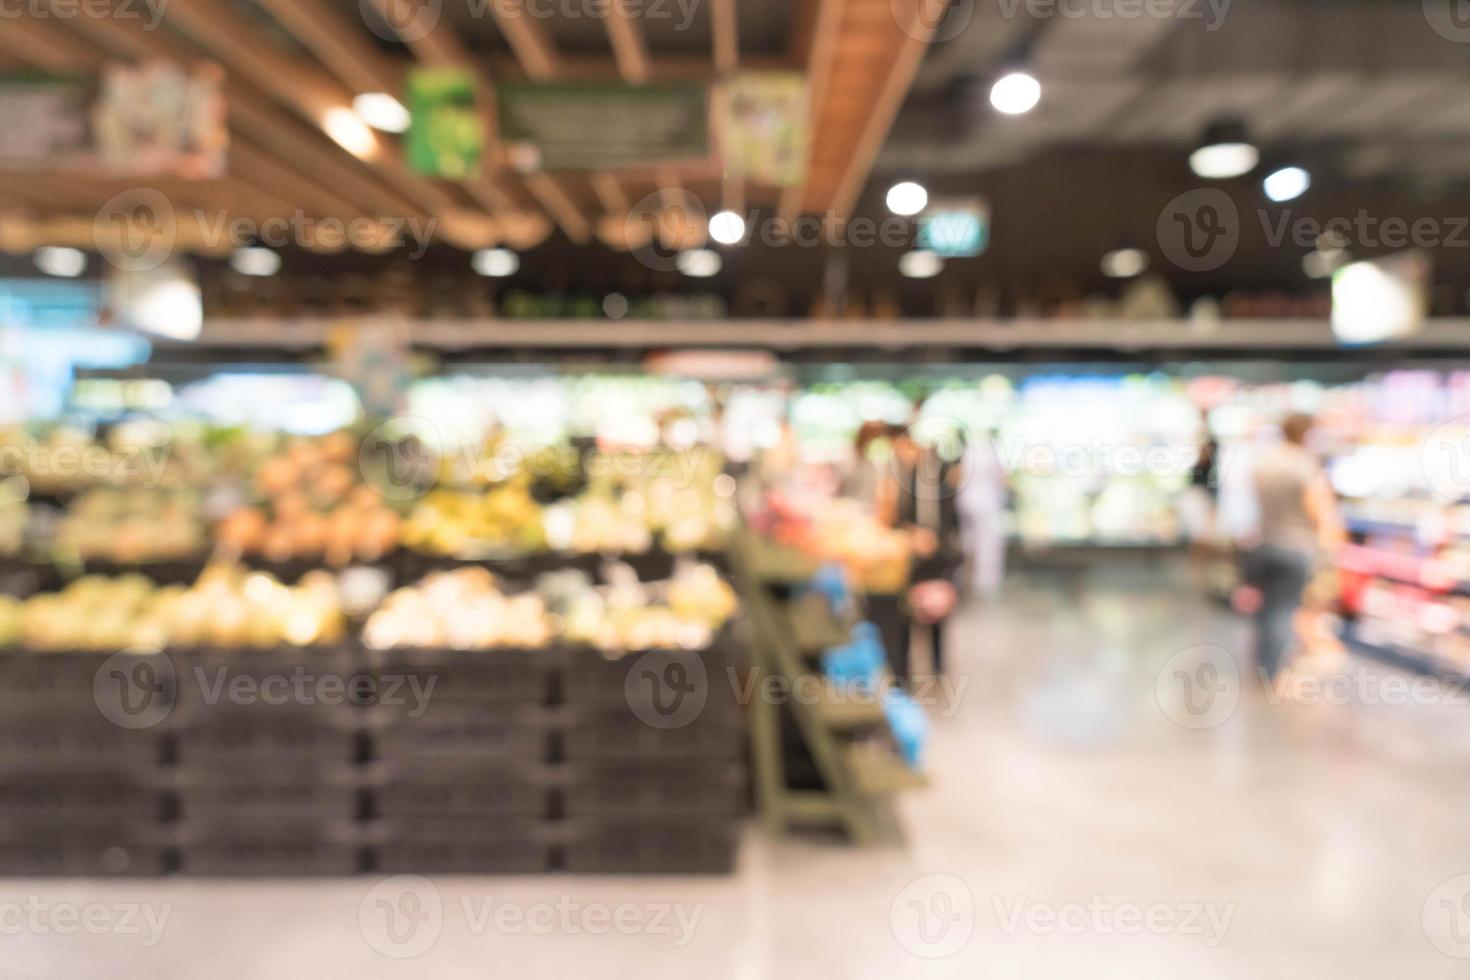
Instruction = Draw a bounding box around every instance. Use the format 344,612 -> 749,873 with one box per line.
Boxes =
0,0 -> 953,258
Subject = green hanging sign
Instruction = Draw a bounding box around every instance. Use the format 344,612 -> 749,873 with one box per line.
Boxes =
406,68 -> 484,180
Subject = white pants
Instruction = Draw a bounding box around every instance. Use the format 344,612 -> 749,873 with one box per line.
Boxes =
962,508 -> 1005,598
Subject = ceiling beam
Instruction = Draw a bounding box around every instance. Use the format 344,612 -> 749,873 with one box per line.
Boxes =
0,16 -> 103,72
368,0 -> 474,68
252,0 -> 406,96
363,0 -> 583,245
487,53 -> 789,82
779,0 -> 846,225
590,173 -> 629,215
54,8 -> 429,221
521,173 -> 591,244
826,0 -> 952,220
160,0 -> 469,220
604,0 -> 652,84
712,0 -> 739,75
491,0 -> 560,80
227,142 -> 366,220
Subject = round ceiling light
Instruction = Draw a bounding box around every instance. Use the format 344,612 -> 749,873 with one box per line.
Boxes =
322,106 -> 379,160
472,248 -> 519,277
33,246 -> 87,278
1189,119 -> 1258,179
899,249 -> 943,279
989,71 -> 1042,115
1100,248 -> 1150,278
676,249 -> 722,277
708,210 -> 746,245
230,247 -> 281,277
885,181 -> 928,217
352,93 -> 411,134
1263,166 -> 1310,203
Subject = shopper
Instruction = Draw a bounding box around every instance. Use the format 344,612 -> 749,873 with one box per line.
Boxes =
956,427 -> 1008,599
839,420 -> 888,514
1245,413 -> 1342,682
888,425 -> 962,678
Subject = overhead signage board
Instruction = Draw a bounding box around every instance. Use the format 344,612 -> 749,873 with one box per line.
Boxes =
497,82 -> 708,171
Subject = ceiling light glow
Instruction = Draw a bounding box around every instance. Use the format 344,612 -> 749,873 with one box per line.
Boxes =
886,181 -> 928,217
989,71 -> 1042,115
352,92 -> 411,134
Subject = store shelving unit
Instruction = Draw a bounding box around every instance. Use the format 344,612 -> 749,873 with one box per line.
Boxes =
0,639 -> 747,876
153,317 -> 1470,360
728,532 -> 922,845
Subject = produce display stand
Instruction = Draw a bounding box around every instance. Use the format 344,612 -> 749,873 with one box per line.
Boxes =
728,532 -> 923,845
0,631 -> 748,876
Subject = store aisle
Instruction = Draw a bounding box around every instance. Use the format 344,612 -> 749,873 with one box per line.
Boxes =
8,561 -> 1470,979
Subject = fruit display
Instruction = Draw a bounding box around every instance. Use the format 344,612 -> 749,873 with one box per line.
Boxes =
360,561 -> 738,654
362,567 -> 552,650
542,491 -> 653,555
216,433 -> 402,566
539,562 -> 737,653
53,489 -> 206,564
0,482 -> 25,557
7,567 -> 347,651
401,483 -> 546,557
756,494 -> 913,593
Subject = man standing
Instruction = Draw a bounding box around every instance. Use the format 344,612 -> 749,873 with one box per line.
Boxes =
1247,413 -> 1341,682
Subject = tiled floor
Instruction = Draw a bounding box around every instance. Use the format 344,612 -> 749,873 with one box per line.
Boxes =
7,560 -> 1470,978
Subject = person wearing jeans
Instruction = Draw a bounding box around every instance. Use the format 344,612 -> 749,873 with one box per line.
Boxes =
1247,413 -> 1342,683
1248,545 -> 1315,680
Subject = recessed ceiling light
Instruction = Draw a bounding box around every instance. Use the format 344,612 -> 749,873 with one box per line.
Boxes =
886,181 -> 928,216
899,249 -> 943,279
1190,119 -> 1258,179
676,249 -> 722,278
708,210 -> 746,245
229,247 -> 281,277
472,248 -> 519,277
1263,166 -> 1310,203
1100,248 -> 1150,278
989,71 -> 1041,115
323,106 -> 379,160
352,92 -> 411,134
33,246 -> 87,278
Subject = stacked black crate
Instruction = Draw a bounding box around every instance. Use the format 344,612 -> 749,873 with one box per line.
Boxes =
169,647 -> 365,875
559,639 -> 747,874
363,647 -> 561,873
0,650 -> 171,875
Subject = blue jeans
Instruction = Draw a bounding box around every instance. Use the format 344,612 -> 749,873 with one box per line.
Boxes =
1246,545 -> 1313,681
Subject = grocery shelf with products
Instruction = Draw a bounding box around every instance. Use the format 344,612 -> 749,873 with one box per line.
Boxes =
0,408 -> 947,874
1328,372 -> 1470,679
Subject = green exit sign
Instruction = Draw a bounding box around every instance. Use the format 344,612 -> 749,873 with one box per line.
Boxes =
918,203 -> 988,258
